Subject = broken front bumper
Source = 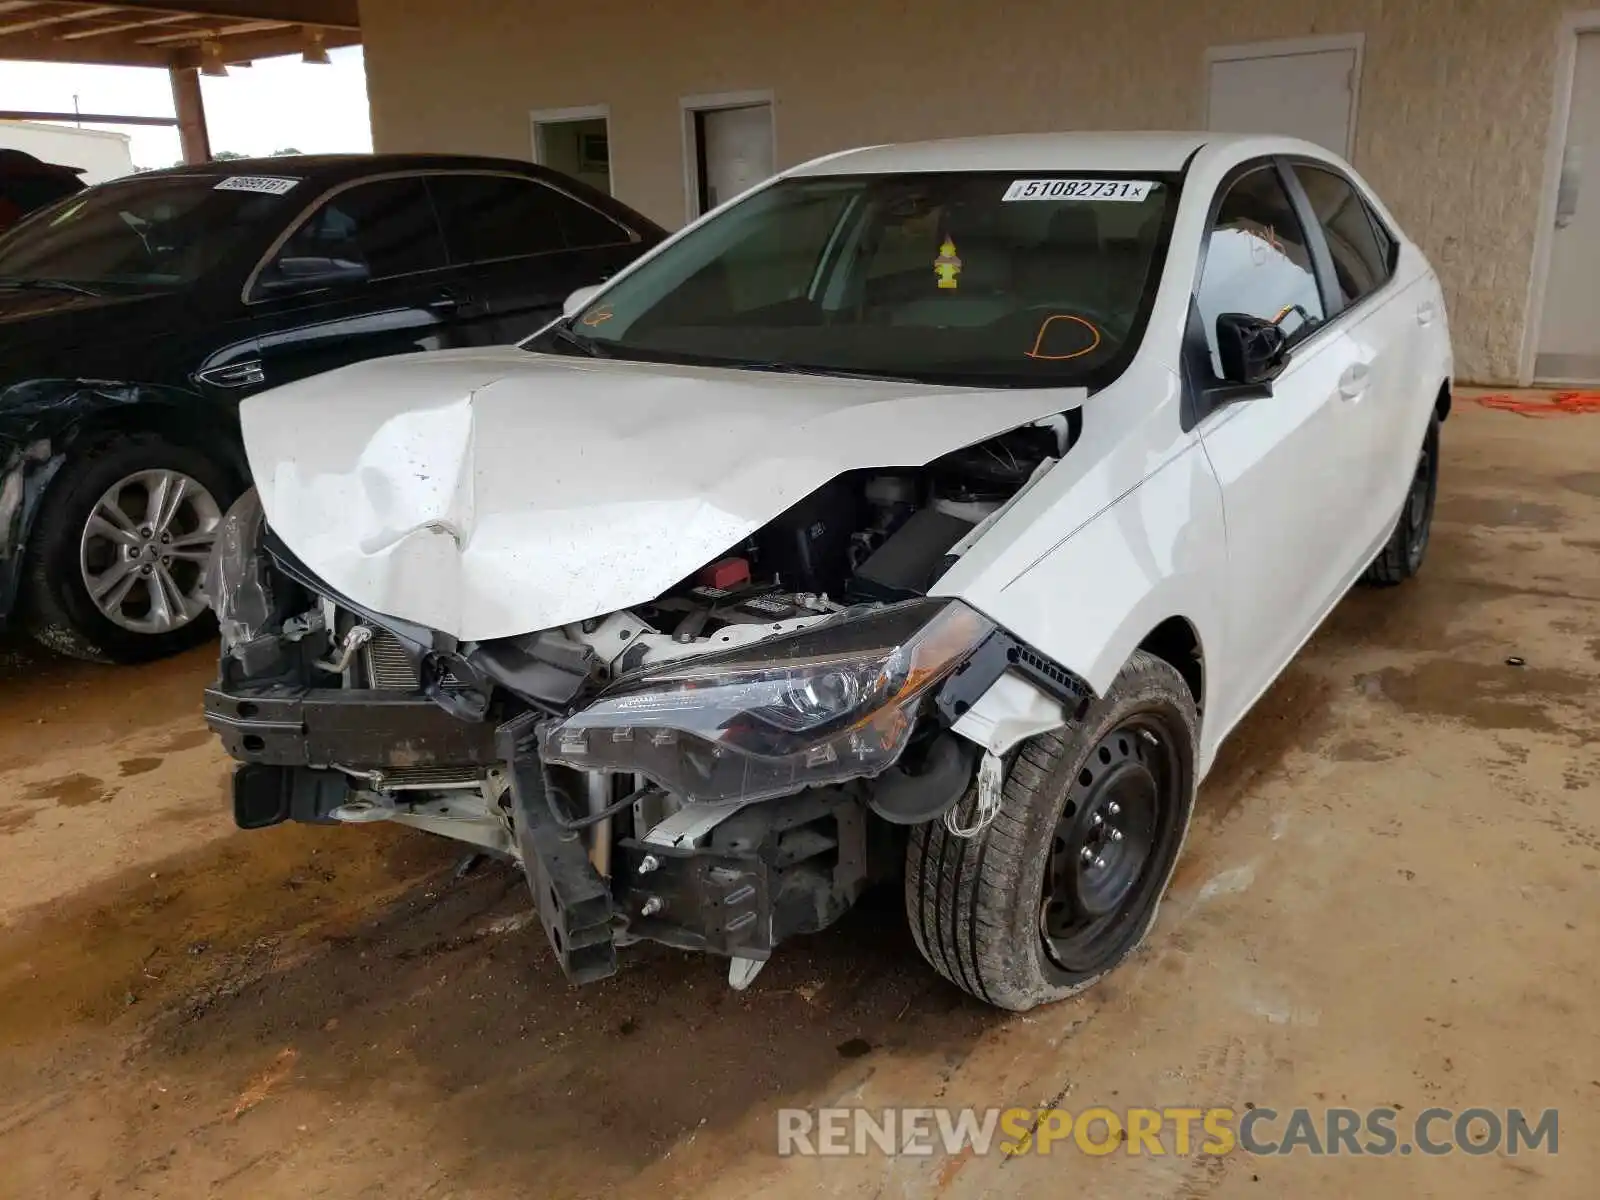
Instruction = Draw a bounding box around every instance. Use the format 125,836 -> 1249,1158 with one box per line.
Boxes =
205,681 -> 871,987
204,685 -> 501,772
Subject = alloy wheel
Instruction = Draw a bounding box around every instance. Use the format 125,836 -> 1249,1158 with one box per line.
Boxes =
78,468 -> 222,634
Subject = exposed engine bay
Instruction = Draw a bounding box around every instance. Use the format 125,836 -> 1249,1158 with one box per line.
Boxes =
588,414 -> 1072,662
204,415 -> 1091,990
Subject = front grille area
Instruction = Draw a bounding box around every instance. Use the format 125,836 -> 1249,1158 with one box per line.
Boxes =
365,630 -> 421,690
381,764 -> 485,790
363,629 -> 468,693
360,629 -> 481,790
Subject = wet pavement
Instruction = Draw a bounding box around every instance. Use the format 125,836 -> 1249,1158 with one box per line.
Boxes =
1,396 -> 1597,1198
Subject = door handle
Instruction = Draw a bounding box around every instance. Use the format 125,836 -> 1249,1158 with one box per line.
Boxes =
1338,363 -> 1370,400
427,290 -> 462,314
1416,301 -> 1437,327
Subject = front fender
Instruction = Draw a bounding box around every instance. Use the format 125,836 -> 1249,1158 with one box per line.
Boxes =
937,410 -> 1228,769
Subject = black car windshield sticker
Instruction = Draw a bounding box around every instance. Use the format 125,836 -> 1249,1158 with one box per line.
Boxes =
214,176 -> 301,195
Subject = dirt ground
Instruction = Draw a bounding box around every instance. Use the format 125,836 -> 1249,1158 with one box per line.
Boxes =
1,396 -> 1597,1199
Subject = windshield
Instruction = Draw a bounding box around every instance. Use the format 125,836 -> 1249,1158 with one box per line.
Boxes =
0,172 -> 300,288
533,171 -> 1178,386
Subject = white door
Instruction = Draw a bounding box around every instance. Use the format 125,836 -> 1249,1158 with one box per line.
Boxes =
697,104 -> 774,213
1207,47 -> 1358,157
1287,161 -> 1425,549
1536,33 -> 1600,383
1191,164 -> 1367,734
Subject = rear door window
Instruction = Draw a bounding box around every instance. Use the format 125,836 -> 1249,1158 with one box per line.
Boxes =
1291,164 -> 1395,306
552,191 -> 634,250
427,173 -> 569,263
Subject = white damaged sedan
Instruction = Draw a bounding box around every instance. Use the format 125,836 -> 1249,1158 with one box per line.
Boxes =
204,132 -> 1451,1010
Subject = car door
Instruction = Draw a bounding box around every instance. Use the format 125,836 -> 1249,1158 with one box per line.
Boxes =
1289,161 -> 1424,551
426,171 -> 644,343
1190,160 -> 1370,733
244,174 -> 479,390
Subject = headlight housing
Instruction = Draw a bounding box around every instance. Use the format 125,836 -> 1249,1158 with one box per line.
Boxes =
540,599 -> 994,803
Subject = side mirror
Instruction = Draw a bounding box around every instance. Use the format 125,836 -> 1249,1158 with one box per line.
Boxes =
562,283 -> 606,318
255,255 -> 370,297
1215,312 -> 1289,387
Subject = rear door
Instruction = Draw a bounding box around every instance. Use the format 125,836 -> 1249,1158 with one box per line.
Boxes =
1191,160 -> 1368,732
426,171 -> 644,342
245,174 -> 470,390
1288,161 -> 1423,546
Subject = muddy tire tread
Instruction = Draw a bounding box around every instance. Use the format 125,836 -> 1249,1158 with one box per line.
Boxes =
906,650 -> 1197,1011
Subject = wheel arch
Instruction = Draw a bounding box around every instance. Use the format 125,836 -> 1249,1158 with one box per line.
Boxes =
1,379 -> 246,621
1137,614 -> 1205,714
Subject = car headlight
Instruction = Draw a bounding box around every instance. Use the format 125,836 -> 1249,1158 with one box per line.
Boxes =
203,487 -> 279,653
539,599 -> 994,804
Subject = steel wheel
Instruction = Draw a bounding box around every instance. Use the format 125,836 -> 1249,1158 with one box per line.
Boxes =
1042,717 -> 1180,973
1404,437 -> 1435,567
78,468 -> 222,635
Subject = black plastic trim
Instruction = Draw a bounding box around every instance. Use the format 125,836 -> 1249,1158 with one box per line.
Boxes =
509,764 -> 618,984
232,763 -> 350,829
204,683 -> 501,768
935,628 -> 1094,727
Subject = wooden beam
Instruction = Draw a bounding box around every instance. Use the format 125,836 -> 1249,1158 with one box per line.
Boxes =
168,62 -> 209,162
57,12 -> 193,38
0,107 -> 177,124
167,23 -> 356,64
0,30 -> 173,64
138,17 -> 289,42
0,5 -> 119,35
100,1 -> 358,31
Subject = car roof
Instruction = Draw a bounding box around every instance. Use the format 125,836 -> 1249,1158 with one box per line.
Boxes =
94,151 -> 668,235
128,152 -> 556,184
786,131 -> 1318,176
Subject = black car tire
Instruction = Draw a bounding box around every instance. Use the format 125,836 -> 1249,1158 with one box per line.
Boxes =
23,433 -> 240,664
906,650 -> 1198,1011
1361,415 -> 1440,587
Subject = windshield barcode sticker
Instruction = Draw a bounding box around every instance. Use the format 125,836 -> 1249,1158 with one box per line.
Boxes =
1003,179 -> 1154,202
214,176 -> 301,195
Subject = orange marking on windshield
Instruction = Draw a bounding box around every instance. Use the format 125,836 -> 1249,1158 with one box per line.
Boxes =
581,306 -> 614,327
1025,314 -> 1103,361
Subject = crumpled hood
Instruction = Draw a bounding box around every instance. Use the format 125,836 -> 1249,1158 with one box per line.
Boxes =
242,347 -> 1082,640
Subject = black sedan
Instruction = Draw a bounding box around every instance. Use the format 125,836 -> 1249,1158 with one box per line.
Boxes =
0,153 -> 664,663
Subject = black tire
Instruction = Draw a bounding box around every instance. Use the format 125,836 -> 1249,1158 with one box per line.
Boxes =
906,650 -> 1198,1011
1362,414 -> 1439,587
22,433 -> 240,664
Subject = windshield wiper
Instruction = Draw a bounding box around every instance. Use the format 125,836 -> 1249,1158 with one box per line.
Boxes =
0,277 -> 103,298
542,321 -> 608,358
725,359 -> 925,384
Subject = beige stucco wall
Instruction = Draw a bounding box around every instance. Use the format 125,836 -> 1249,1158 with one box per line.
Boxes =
359,0 -> 1573,383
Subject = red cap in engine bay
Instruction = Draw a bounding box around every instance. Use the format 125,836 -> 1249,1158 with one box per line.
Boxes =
697,557 -> 752,591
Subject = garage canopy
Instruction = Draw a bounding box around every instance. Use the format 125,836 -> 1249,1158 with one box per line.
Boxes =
0,0 -> 357,68
0,1 -> 360,162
